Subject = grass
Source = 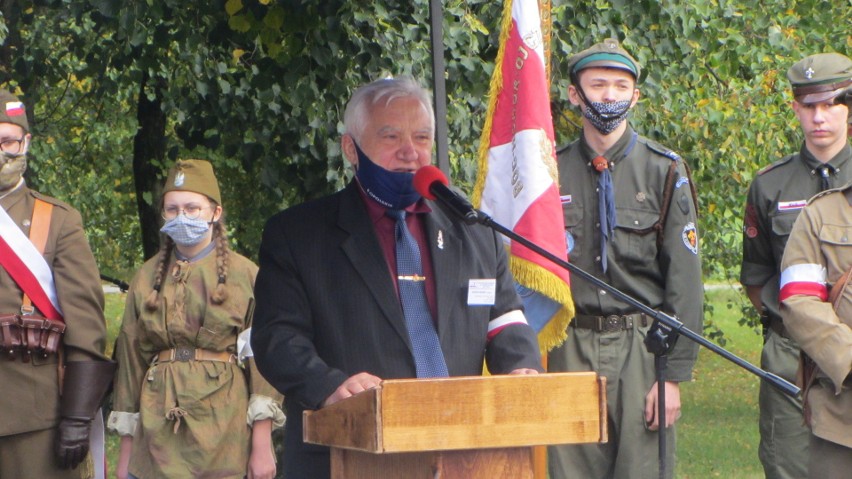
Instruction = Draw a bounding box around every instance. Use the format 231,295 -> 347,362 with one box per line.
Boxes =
101,285 -> 767,478
677,285 -> 764,478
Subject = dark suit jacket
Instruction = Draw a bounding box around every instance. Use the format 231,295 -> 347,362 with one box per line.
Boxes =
252,181 -> 541,479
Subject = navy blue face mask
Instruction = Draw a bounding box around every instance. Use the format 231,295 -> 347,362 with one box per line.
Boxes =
353,142 -> 421,210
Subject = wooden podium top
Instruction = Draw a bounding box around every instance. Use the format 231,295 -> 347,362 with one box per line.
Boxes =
304,372 -> 606,453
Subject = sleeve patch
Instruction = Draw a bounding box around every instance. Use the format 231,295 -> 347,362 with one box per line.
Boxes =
682,222 -> 698,254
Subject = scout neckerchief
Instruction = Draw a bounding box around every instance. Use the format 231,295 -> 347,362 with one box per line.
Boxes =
591,131 -> 638,273
0,198 -> 64,321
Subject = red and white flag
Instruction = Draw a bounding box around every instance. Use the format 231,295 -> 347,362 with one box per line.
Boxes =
472,0 -> 573,352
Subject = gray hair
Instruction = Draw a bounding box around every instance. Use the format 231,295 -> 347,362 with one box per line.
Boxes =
343,76 -> 435,142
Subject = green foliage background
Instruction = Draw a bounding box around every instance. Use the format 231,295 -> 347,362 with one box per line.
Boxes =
1,0 -> 851,313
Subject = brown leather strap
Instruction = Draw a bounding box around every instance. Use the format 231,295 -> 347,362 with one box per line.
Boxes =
156,346 -> 235,363
21,199 -> 53,312
572,313 -> 649,332
829,266 -> 852,310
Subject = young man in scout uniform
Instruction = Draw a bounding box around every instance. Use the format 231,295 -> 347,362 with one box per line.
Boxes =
547,39 -> 703,479
740,52 -> 852,479
0,89 -> 115,478
779,179 -> 852,479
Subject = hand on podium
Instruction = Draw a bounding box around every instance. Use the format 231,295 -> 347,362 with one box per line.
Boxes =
323,372 -> 383,407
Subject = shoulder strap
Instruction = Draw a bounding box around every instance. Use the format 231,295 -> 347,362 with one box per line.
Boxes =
21,199 -> 53,312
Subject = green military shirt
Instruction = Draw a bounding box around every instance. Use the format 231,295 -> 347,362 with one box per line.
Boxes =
741,143 -> 852,321
110,249 -> 284,479
558,125 -> 703,380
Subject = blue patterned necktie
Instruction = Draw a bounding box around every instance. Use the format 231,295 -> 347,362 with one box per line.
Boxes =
387,209 -> 449,378
593,155 -> 616,273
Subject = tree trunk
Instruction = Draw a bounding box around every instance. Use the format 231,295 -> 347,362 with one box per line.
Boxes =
132,73 -> 166,260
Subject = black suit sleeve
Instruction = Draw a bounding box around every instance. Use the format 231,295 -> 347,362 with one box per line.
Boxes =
251,214 -> 347,410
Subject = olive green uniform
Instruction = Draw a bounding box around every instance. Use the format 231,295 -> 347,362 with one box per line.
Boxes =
548,126 -> 703,479
741,144 -> 851,478
780,185 -> 852,478
0,183 -> 108,479
108,249 -> 284,479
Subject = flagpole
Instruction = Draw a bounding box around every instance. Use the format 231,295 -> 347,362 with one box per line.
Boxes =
428,0 -> 450,177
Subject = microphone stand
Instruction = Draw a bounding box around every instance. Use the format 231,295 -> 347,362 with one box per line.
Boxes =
462,207 -> 799,479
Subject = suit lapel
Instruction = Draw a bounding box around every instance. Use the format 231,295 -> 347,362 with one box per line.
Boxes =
424,203 -> 463,339
337,184 -> 412,348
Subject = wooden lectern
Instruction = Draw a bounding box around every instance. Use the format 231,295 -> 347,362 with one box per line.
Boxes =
303,372 -> 606,479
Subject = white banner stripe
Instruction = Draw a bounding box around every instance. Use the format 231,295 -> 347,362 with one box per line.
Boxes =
0,205 -> 63,315
488,309 -> 529,333
780,263 -> 827,288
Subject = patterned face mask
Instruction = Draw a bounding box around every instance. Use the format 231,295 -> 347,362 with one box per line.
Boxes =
160,214 -> 212,246
583,100 -> 632,135
0,152 -> 27,191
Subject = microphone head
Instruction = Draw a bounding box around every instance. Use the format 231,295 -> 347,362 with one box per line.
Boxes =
413,165 -> 448,200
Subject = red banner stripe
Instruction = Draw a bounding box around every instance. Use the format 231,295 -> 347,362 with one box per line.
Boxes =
0,235 -> 63,320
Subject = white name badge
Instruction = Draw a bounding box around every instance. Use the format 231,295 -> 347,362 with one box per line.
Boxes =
467,279 -> 496,306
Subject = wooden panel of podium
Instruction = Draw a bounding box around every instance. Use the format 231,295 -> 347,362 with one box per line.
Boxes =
303,372 -> 606,479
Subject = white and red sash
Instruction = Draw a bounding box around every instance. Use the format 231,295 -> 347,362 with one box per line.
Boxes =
0,203 -> 64,320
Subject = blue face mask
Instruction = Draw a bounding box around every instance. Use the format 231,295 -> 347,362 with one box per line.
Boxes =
353,142 -> 421,210
160,215 -> 211,246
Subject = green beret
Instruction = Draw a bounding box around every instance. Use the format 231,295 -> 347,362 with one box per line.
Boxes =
163,159 -> 222,205
567,38 -> 641,82
787,53 -> 852,104
0,89 -> 29,133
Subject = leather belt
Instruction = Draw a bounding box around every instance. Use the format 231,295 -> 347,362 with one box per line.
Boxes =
572,313 -> 649,333
767,317 -> 790,339
155,346 -> 235,363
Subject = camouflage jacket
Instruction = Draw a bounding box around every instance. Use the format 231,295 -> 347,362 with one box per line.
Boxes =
109,248 -> 284,479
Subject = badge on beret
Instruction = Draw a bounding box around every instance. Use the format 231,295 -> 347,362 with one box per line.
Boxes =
174,171 -> 185,187
682,222 -> 698,255
5,101 -> 24,116
804,67 -> 814,79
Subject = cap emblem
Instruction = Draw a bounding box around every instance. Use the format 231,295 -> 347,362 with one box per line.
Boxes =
804,67 -> 814,79
174,171 -> 185,187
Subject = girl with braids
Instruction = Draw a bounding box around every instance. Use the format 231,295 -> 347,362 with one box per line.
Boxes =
108,160 -> 284,479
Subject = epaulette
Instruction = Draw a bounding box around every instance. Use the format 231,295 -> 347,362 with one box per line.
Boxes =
30,190 -> 71,211
638,136 -> 681,161
756,155 -> 794,176
807,186 -> 844,205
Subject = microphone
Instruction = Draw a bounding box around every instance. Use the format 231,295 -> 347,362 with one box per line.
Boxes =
413,166 -> 480,225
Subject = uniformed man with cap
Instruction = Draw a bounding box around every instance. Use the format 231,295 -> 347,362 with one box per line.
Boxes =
548,39 -> 703,479
0,88 -> 115,478
740,52 -> 852,479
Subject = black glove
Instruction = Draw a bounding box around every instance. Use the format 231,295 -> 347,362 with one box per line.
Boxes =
56,417 -> 91,469
55,360 -> 116,469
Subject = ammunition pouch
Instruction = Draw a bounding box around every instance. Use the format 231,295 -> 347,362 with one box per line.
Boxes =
0,313 -> 66,362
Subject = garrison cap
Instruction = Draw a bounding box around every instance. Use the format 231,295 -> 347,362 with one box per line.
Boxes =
787,53 -> 852,104
567,38 -> 641,82
163,159 -> 222,205
0,89 -> 29,132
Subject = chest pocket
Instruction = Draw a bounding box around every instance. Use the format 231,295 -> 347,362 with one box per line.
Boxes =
818,224 -> 852,276
771,212 -> 799,238
614,208 -> 660,266
563,204 -> 584,259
